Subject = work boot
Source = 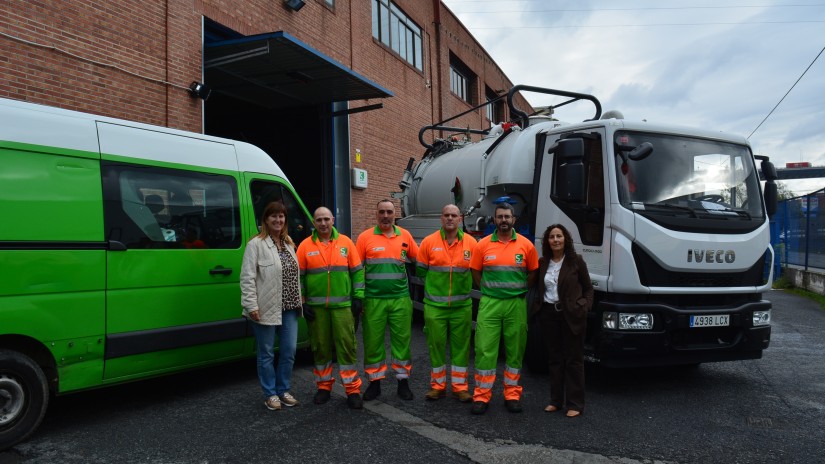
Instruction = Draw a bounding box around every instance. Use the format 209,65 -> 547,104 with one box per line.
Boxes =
452,390 -> 472,403
505,400 -> 523,413
471,401 -> 488,415
397,379 -> 413,400
347,393 -> 364,410
425,388 -> 446,401
363,380 -> 381,401
313,389 -> 331,405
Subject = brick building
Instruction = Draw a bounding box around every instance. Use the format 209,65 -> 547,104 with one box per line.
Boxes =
0,0 -> 531,234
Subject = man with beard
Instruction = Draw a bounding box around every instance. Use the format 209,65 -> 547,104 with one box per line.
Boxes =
356,199 -> 419,401
468,202 -> 538,415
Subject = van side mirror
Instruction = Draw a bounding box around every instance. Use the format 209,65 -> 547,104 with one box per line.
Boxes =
550,138 -> 585,203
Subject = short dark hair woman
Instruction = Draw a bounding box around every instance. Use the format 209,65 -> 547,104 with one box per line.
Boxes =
529,224 -> 594,417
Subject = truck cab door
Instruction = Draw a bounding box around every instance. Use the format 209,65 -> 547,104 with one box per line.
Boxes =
534,130 -> 610,284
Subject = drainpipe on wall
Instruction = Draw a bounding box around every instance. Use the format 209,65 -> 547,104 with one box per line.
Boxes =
433,0 -> 443,129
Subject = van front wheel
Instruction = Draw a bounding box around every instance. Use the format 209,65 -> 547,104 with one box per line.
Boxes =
0,350 -> 49,451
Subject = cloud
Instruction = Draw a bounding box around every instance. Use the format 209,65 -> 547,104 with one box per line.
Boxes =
443,0 -> 825,194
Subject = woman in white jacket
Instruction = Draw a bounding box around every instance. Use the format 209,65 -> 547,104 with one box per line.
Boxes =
241,201 -> 304,410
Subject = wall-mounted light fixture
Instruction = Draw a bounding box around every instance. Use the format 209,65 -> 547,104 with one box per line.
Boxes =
188,81 -> 212,101
284,0 -> 306,11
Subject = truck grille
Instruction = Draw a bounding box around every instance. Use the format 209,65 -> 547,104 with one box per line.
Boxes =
632,243 -> 767,287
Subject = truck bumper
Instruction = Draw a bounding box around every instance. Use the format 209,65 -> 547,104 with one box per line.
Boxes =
591,300 -> 771,368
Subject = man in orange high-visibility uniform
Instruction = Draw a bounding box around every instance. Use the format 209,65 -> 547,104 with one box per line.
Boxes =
469,202 -> 538,415
297,207 -> 365,409
356,199 -> 419,401
416,204 -> 476,402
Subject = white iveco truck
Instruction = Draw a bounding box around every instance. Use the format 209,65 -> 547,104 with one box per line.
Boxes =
396,85 -> 779,368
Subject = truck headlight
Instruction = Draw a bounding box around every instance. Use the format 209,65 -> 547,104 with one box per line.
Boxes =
753,310 -> 771,326
619,313 -> 654,330
602,312 -> 654,330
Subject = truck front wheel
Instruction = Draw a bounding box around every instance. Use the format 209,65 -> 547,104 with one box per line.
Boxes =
0,350 -> 49,451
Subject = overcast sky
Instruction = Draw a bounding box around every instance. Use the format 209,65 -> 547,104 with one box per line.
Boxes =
441,0 -> 825,195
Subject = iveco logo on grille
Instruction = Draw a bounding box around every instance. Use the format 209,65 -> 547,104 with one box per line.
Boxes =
688,249 -> 735,263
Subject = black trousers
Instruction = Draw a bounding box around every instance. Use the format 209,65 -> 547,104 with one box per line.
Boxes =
539,303 -> 586,412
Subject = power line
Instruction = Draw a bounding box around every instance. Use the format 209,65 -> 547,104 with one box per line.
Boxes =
451,4 -> 825,13
748,44 -> 825,139
465,20 -> 825,29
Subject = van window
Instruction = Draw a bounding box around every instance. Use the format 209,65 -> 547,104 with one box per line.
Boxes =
102,162 -> 241,249
250,180 -> 311,244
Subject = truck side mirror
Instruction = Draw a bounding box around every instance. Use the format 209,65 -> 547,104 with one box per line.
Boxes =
551,138 -> 586,203
764,182 -> 777,217
759,159 -> 778,217
760,159 -> 778,181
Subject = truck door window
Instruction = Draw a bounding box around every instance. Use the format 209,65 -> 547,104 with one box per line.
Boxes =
550,134 -> 605,246
102,163 -> 241,249
250,180 -> 310,244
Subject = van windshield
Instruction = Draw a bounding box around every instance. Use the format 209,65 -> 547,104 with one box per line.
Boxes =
615,131 -> 764,221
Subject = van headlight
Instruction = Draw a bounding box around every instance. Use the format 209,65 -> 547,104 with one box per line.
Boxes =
753,310 -> 771,326
602,312 -> 654,330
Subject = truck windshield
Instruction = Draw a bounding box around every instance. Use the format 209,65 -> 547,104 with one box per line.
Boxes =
615,131 -> 764,220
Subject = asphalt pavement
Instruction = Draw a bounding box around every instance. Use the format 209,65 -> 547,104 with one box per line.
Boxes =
2,289 -> 823,464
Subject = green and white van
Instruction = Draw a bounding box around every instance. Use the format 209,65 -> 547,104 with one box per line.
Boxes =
0,97 -> 313,449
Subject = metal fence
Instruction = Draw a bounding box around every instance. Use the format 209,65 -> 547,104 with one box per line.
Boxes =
771,187 -> 825,276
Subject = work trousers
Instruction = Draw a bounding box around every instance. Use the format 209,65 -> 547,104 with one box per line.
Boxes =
363,296 -> 413,381
539,304 -> 586,412
423,303 -> 472,392
472,295 -> 527,403
308,306 -> 362,395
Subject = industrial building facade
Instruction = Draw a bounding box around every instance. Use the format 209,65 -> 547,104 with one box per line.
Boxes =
0,0 -> 529,234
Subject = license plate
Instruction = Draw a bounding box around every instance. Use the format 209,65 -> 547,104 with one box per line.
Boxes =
689,314 -> 730,327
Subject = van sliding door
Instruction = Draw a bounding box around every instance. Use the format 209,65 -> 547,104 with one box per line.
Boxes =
98,123 -> 247,380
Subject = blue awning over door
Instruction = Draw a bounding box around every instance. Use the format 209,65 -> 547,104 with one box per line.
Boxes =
205,31 -> 393,109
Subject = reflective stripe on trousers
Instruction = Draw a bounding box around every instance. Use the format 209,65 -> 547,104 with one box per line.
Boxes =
450,365 -> 469,392
502,364 -> 522,400
430,365 -> 447,389
364,361 -> 386,381
472,368 -> 496,403
392,358 -> 411,379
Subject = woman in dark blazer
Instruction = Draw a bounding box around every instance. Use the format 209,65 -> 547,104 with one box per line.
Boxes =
529,224 -> 594,417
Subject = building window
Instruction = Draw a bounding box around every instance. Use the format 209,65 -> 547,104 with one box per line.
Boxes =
372,0 -> 423,71
325,0 -> 334,6
451,67 -> 468,102
485,87 -> 504,124
449,54 -> 476,104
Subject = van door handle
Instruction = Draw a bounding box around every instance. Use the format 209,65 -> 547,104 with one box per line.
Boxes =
209,266 -> 233,276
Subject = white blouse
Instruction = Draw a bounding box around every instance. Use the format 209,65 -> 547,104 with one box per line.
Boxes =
543,257 -> 564,303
